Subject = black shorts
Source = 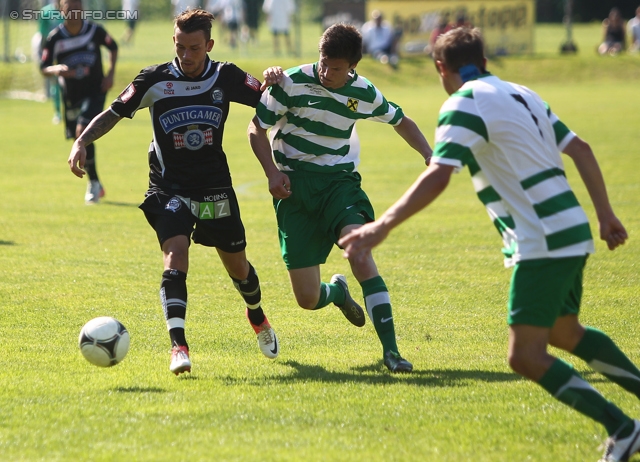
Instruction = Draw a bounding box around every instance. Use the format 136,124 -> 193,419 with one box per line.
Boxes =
139,186 -> 247,253
64,93 -> 106,139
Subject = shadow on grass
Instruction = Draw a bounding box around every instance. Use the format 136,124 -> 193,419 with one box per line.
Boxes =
220,360 -> 522,387
113,386 -> 166,393
0,240 -> 16,245
102,200 -> 140,208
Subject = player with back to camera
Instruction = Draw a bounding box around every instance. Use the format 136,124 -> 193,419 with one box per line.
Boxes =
67,8 -> 283,376
340,27 -> 640,461
248,23 -> 433,373
41,0 -> 118,205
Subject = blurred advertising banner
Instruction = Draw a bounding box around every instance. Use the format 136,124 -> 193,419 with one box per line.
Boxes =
322,0 -> 367,29
366,0 -> 535,56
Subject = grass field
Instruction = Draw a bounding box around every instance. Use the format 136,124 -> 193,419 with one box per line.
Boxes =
1,20 -> 640,462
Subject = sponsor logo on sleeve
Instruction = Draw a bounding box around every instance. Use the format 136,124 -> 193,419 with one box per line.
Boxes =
244,73 -> 261,91
119,83 -> 136,103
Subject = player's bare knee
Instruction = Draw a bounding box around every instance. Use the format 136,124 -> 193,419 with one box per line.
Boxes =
347,251 -> 377,280
508,350 -> 535,377
164,248 -> 188,270
293,292 -> 319,310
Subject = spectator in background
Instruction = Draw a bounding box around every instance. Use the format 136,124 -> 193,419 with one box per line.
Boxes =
429,13 -> 451,57
452,11 -> 471,30
628,6 -> 640,53
598,7 -> 626,56
172,0 -> 198,16
361,10 -> 401,69
207,0 -> 245,49
243,0 -> 262,45
262,0 -> 295,55
121,0 -> 140,45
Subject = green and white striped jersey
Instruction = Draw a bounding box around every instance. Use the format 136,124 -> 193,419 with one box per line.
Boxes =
256,63 -> 404,173
432,74 -> 594,266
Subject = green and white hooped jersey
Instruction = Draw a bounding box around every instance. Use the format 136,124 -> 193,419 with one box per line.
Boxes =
432,74 -> 594,266
256,63 -> 404,173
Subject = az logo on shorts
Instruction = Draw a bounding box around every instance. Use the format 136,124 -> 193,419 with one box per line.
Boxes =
190,199 -> 231,220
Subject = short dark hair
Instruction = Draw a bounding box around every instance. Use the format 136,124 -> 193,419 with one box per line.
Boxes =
175,8 -> 215,42
319,23 -> 362,65
432,27 -> 485,73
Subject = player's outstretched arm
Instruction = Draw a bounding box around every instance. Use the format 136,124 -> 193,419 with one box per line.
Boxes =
41,64 -> 77,79
562,136 -> 628,250
339,163 -> 454,258
247,116 -> 291,199
68,109 -> 122,178
393,116 -> 433,164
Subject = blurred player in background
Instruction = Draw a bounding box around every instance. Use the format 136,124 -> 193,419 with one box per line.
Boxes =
41,0 -> 118,204
262,0 -> 295,55
248,23 -> 432,373
340,27 -> 640,461
67,8 -> 282,376
37,0 -> 62,124
121,0 -> 140,45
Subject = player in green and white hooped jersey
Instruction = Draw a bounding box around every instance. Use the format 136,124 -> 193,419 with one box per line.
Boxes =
248,23 -> 433,373
340,27 -> 640,461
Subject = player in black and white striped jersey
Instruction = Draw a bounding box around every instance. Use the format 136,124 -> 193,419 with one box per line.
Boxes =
67,8 -> 283,375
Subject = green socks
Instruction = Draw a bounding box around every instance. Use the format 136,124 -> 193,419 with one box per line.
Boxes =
314,275 -> 401,357
573,327 -> 640,398
538,358 -> 632,437
314,282 -> 345,309
361,276 -> 398,354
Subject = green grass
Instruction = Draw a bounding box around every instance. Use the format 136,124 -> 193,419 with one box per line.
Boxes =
1,21 -> 640,462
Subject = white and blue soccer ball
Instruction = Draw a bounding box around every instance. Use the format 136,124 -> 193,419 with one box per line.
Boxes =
78,316 -> 130,367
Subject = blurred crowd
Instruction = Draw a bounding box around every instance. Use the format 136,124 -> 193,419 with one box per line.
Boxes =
361,9 -> 472,70
598,6 -> 640,55
172,0 -> 295,54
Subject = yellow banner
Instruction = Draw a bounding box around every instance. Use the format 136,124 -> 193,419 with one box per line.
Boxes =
367,0 -> 535,56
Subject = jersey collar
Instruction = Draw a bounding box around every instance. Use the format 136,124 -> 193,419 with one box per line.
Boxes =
60,20 -> 89,38
171,56 -> 213,79
312,62 -> 358,90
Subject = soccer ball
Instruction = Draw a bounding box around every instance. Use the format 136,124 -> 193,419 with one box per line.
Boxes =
78,316 -> 130,367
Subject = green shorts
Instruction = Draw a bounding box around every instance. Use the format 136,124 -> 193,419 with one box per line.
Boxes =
508,255 -> 587,327
274,170 -> 374,269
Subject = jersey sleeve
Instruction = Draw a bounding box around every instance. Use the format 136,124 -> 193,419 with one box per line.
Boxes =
366,95 -> 404,126
432,88 -> 488,173
543,102 -> 576,151
110,69 -> 151,119
255,75 -> 291,129
40,33 -> 56,69
224,63 -> 262,108
95,24 -> 118,52
355,78 -> 404,126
